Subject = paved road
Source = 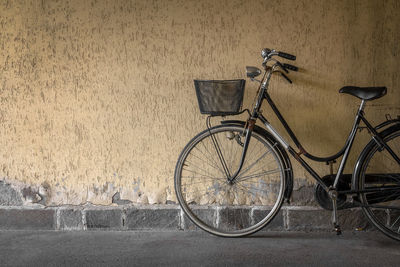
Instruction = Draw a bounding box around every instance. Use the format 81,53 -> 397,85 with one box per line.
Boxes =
0,230 -> 399,266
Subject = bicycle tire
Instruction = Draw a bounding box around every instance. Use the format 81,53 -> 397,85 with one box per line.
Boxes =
356,124 -> 400,241
174,124 -> 287,237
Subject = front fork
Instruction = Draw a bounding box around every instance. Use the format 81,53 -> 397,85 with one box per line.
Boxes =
227,118 -> 256,183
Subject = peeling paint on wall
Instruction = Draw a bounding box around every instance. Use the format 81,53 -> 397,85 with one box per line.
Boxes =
0,0 -> 399,205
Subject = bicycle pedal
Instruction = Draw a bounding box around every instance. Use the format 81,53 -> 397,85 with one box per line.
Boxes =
334,224 -> 342,235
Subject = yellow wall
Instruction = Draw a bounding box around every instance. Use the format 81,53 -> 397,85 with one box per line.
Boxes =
1,0 -> 399,205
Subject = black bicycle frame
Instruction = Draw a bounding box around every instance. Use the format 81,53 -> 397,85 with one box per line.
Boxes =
258,91 -> 400,194
213,62 -> 400,198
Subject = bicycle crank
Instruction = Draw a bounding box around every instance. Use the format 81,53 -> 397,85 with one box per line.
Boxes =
314,174 -> 352,210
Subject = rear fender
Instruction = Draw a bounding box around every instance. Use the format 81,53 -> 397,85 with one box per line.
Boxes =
221,120 -> 294,203
374,117 -> 400,131
352,122 -> 400,190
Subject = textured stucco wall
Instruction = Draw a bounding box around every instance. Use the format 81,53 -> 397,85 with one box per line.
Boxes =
0,0 -> 399,206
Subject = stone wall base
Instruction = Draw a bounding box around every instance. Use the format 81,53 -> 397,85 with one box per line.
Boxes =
0,205 -> 373,232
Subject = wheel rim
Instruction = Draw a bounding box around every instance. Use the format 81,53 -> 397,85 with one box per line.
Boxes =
175,126 -> 285,236
360,131 -> 400,240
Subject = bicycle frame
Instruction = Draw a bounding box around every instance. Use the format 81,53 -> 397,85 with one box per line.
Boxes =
238,64 -> 400,195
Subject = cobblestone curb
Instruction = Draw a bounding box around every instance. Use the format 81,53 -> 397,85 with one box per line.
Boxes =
0,205 -> 372,231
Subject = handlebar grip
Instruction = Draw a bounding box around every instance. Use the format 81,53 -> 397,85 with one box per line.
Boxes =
278,51 -> 296,61
280,72 -> 292,84
283,63 -> 298,71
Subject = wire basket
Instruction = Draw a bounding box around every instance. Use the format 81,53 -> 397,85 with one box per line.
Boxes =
194,79 -> 246,116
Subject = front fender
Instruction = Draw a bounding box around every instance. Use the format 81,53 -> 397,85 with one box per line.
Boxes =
221,120 -> 294,203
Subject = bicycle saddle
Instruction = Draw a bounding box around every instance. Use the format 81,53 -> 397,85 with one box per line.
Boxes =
339,86 -> 387,101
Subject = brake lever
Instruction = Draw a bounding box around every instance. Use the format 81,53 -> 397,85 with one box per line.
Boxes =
276,61 -> 289,74
268,58 -> 289,74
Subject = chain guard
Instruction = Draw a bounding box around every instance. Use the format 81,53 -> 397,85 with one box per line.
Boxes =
314,175 -> 352,210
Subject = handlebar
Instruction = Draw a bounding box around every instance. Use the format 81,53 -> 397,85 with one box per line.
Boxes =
261,48 -> 296,61
278,51 -> 296,61
283,63 -> 298,71
258,48 -> 299,85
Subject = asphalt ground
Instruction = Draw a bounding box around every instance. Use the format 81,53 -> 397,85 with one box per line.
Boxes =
0,230 -> 399,266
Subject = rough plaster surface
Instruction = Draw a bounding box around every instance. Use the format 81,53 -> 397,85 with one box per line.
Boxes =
0,0 -> 399,205
0,181 -> 23,205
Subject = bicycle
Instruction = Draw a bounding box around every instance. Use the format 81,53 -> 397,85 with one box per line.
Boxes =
174,48 -> 400,240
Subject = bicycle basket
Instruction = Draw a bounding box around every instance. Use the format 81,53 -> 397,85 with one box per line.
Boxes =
194,79 -> 246,116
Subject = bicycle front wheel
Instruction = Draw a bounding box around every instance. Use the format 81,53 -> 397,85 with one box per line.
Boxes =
357,125 -> 400,241
174,124 -> 286,237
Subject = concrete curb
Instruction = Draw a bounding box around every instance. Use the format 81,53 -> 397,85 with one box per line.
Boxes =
0,205 -> 372,231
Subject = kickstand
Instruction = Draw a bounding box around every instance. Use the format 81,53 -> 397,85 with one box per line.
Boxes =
330,189 -> 342,235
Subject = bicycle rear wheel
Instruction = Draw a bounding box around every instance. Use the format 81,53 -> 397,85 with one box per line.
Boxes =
174,124 -> 287,237
357,125 -> 400,241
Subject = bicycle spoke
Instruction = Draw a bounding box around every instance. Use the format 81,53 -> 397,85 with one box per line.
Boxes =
234,182 -> 273,194
365,204 -> 400,211
181,178 -> 226,186
237,169 -> 281,182
181,176 -> 226,186
233,183 -> 261,199
207,132 -> 230,178
240,143 -> 276,174
238,156 -> 282,178
235,147 -> 274,179
199,139 -> 226,176
390,215 -> 400,229
235,177 -> 280,185
381,149 -> 400,168
365,189 -> 400,204
383,142 -> 400,165
226,133 -> 242,174
201,137 -> 229,176
215,131 -> 232,177
182,166 -> 223,181
193,146 -> 225,176
182,186 -> 224,197
242,138 -> 263,165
